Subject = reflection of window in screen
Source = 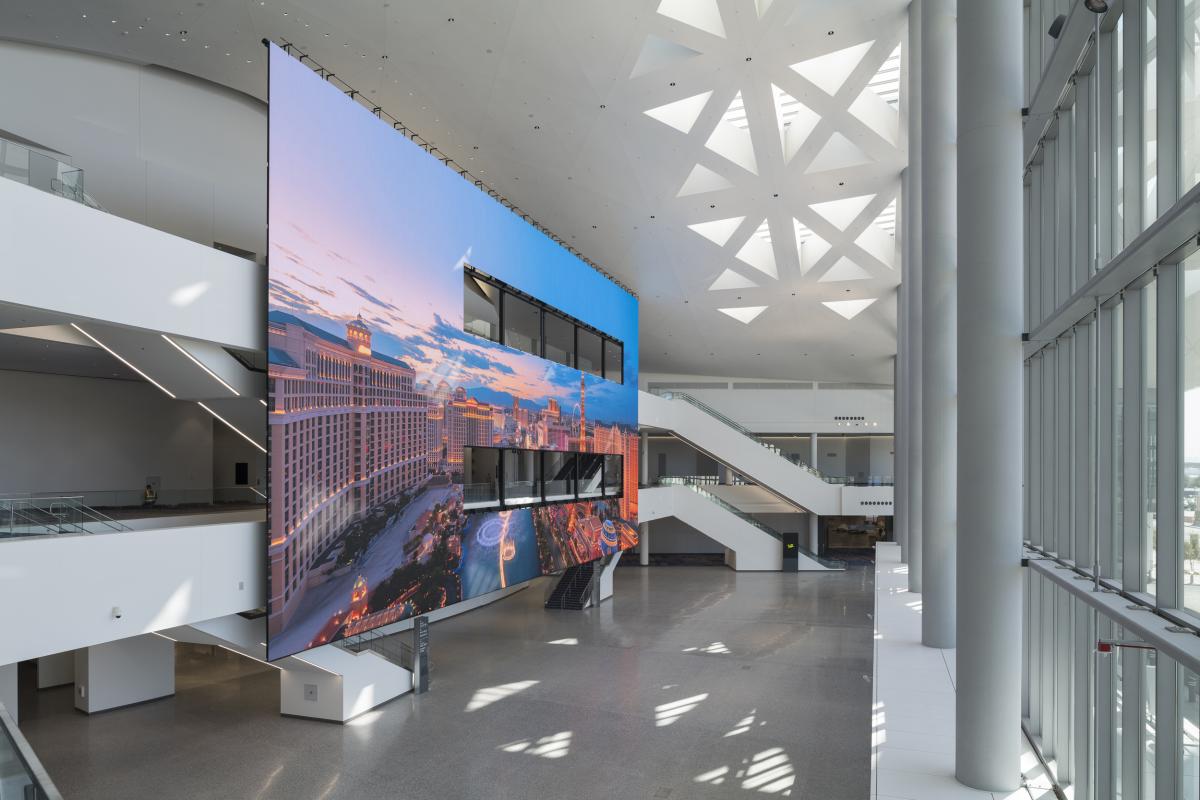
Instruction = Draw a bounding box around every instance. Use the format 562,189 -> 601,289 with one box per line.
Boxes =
502,449 -> 540,506
577,328 -> 602,377
503,293 -> 540,356
464,273 -> 500,341
603,339 -> 623,384
544,312 -> 574,368
603,454 -> 622,496
578,454 -> 604,498
463,446 -> 500,509
543,451 -> 576,501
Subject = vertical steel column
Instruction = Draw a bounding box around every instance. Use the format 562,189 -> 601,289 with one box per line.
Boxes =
955,0 -> 1023,789
907,0 -> 925,592
639,431 -> 649,566
920,0 -> 956,648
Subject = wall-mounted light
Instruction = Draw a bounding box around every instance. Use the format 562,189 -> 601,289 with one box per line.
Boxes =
162,334 -> 240,395
1047,14 -> 1067,38
1083,0 -> 1108,13
198,402 -> 267,453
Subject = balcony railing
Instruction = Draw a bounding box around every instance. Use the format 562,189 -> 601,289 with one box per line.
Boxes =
0,702 -> 63,799
0,136 -> 105,210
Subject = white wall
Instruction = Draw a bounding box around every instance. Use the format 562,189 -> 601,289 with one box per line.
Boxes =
0,519 -> 264,665
74,634 -> 174,714
212,419 -> 267,500
0,370 -> 213,504
646,518 -> 725,553
0,40 -> 266,260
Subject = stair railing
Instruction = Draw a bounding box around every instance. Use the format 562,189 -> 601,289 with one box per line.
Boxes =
656,477 -> 846,570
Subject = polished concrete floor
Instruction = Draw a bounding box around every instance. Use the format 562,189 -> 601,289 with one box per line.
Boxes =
21,565 -> 874,800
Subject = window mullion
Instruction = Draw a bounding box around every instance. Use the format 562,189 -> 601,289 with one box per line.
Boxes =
1157,263 -> 1183,609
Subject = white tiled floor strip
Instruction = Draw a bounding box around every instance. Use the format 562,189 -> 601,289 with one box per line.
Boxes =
871,543 -> 1058,800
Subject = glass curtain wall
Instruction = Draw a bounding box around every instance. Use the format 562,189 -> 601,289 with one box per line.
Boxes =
1022,1 -> 1200,796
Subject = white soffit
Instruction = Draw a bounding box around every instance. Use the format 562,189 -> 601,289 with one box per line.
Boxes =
630,34 -> 703,78
789,41 -> 874,96
718,306 -> 768,324
644,92 -> 713,134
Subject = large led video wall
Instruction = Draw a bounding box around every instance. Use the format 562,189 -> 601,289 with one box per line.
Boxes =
265,44 -> 639,660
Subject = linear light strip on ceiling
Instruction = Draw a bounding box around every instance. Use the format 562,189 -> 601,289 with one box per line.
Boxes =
198,402 -> 267,453
70,323 -> 177,399
161,333 -> 240,396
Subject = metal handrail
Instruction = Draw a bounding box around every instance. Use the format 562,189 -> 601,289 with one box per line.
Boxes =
0,496 -> 132,536
657,477 -> 847,570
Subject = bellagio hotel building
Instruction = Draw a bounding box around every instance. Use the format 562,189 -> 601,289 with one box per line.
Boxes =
267,311 -> 430,633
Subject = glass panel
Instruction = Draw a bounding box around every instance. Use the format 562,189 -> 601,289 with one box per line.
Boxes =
544,312 -> 574,368
1142,649 -> 1156,799
1115,301 -> 1126,580
502,292 -> 540,356
1145,282 -> 1158,596
1184,668 -> 1200,799
603,454 -> 622,496
501,449 -> 540,507
1144,0 -> 1158,227
603,339 -> 623,384
464,273 -> 501,341
1185,251 -> 1200,617
463,446 -> 501,510
577,453 -> 604,499
542,451 -> 576,502
1113,633 -> 1124,798
576,328 -> 602,377
1184,0 -> 1200,192
1114,15 -> 1126,255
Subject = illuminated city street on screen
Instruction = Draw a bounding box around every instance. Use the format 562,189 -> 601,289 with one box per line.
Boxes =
266,45 -> 638,660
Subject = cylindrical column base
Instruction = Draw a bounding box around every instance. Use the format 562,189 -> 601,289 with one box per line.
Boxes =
638,523 -> 650,566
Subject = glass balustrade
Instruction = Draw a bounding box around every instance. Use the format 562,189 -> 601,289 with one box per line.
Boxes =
0,136 -> 104,210
655,477 -> 846,569
0,702 -> 62,800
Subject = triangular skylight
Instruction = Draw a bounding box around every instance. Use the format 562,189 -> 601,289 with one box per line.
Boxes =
705,92 -> 758,174
773,84 -> 820,163
756,0 -> 774,18
792,218 -> 814,243
810,194 -> 876,230
657,0 -> 726,38
790,41 -> 874,96
754,218 -> 773,243
630,34 -> 703,78
874,198 -> 897,235
735,234 -> 778,279
677,164 -> 734,196
644,91 -> 712,133
718,306 -> 768,324
708,269 -> 759,291
855,226 -> 896,268
804,132 -> 873,173
688,216 -> 745,247
868,45 -> 902,108
822,298 -> 877,319
849,89 -> 899,144
799,231 -> 831,274
818,258 -> 873,282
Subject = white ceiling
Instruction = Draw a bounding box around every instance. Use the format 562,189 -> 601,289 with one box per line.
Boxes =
1,0 -> 908,383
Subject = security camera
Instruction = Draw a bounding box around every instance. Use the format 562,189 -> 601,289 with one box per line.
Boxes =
112,606 -> 123,619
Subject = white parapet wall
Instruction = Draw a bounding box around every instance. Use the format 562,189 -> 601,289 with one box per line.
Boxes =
0,520 -> 264,666
0,177 -> 263,351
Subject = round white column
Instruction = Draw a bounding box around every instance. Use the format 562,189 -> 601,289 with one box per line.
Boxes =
906,0 -> 925,590
955,0 -> 1023,790
919,0 -> 956,649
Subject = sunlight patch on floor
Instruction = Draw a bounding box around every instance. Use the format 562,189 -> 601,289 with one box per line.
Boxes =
465,680 -> 539,712
655,693 -> 709,727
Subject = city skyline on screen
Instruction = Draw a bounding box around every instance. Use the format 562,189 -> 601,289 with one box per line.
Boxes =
266,44 -> 638,661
